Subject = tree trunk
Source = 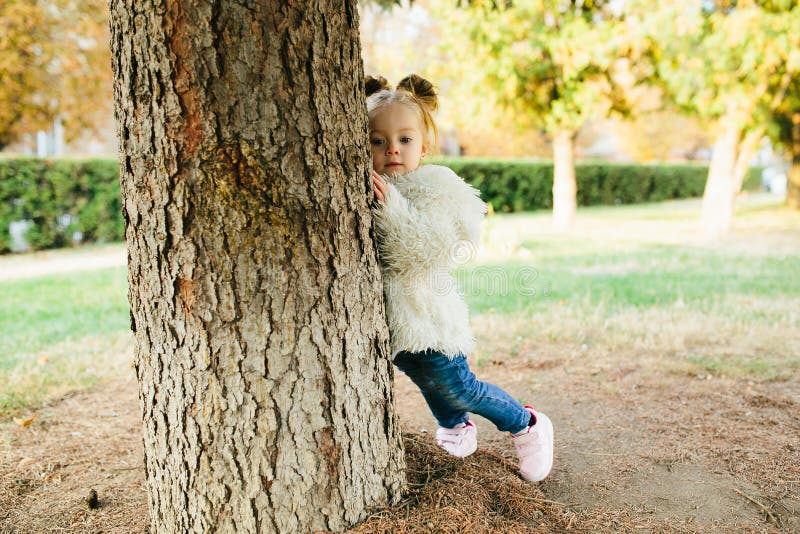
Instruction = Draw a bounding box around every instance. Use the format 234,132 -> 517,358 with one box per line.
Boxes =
789,113 -> 800,210
552,129 -> 577,232
732,126 -> 764,195
701,112 -> 742,235
109,2 -> 405,533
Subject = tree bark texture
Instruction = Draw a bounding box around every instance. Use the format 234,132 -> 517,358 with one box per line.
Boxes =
109,2 -> 405,532
701,109 -> 742,236
552,129 -> 577,233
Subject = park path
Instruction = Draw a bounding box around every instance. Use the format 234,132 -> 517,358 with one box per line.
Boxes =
0,244 -> 127,282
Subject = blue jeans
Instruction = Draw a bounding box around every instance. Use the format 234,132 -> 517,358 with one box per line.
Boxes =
393,349 -> 530,434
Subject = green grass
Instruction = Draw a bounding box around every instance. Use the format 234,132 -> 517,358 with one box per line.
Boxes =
459,194 -> 800,318
0,267 -> 130,367
460,194 -> 800,379
686,353 -> 800,381
0,266 -> 131,415
1,193 -> 798,416
458,248 -> 799,316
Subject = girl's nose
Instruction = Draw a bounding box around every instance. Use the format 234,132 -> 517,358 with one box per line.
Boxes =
386,142 -> 399,154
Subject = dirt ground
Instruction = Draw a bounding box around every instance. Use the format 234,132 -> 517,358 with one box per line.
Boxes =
1,345 -> 798,533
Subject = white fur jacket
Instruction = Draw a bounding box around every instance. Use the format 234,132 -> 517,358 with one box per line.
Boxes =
372,164 -> 487,359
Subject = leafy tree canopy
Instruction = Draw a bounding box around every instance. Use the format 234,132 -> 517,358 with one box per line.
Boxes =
432,0 -> 631,135
0,0 -> 111,149
640,0 -> 799,131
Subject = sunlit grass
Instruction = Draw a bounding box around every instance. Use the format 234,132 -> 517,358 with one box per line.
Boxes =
0,266 -> 131,416
0,193 -> 797,416
464,193 -> 800,380
0,332 -> 133,416
0,266 -> 130,370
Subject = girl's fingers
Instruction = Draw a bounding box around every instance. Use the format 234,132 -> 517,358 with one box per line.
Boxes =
372,178 -> 384,201
371,171 -> 386,202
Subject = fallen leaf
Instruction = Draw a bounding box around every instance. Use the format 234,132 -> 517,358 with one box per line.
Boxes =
37,356 -> 49,364
13,416 -> 36,427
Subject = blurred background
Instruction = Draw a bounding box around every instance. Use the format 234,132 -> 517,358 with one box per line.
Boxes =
0,3 -> 798,530
1,0 -> 797,252
1,1 -> 796,180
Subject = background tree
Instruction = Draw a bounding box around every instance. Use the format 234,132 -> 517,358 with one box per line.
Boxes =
0,0 -> 111,149
109,1 -> 404,532
638,0 -> 799,234
770,76 -> 800,208
432,0 -> 631,231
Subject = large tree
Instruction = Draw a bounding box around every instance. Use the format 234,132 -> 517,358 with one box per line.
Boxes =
109,1 -> 405,532
639,0 -> 800,233
432,0 -> 629,231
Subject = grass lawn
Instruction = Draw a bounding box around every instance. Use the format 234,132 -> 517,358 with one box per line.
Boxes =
462,193 -> 800,381
1,192 -> 798,418
0,267 -> 132,416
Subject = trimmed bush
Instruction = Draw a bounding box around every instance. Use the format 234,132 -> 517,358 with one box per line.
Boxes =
0,158 -> 123,253
0,157 -> 763,253
438,158 -> 762,213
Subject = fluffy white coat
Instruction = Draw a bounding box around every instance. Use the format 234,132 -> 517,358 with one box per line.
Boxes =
372,164 -> 487,358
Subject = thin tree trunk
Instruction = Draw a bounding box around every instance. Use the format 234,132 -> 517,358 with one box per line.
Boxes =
789,113 -> 800,210
701,110 -> 742,235
109,2 -> 404,533
552,129 -> 577,232
733,126 -> 764,195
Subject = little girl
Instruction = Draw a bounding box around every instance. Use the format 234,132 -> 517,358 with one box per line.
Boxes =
367,74 -> 554,482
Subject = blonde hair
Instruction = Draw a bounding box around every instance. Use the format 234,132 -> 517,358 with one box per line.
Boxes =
365,74 -> 439,154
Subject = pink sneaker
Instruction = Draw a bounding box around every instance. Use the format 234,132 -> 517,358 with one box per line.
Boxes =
435,421 -> 477,458
512,406 -> 553,482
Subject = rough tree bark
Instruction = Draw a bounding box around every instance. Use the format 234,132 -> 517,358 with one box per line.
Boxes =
552,128 -> 577,233
109,1 -> 405,532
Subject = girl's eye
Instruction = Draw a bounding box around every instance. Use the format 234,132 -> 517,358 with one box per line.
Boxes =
401,137 -> 412,143
371,138 -> 385,146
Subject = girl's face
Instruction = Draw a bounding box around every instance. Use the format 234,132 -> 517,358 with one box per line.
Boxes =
369,103 -> 427,176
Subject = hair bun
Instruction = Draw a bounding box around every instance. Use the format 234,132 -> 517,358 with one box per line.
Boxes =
397,74 -> 438,113
365,75 -> 391,97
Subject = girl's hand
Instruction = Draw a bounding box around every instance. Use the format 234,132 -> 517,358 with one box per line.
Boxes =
372,170 -> 387,202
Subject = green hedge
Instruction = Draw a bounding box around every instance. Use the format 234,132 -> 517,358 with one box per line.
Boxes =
0,157 -> 763,253
438,158 -> 763,213
0,158 -> 123,253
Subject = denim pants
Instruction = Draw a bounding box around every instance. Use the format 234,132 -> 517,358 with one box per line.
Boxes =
393,349 -> 530,434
